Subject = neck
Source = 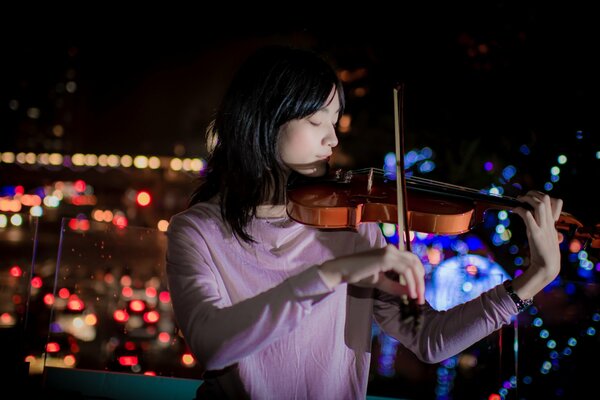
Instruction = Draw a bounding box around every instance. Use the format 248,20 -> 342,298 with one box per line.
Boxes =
256,204 -> 287,218
256,169 -> 289,216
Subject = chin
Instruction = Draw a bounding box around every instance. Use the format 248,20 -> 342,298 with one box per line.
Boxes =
297,164 -> 327,177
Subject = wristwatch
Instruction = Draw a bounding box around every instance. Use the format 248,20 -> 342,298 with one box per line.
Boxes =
503,279 -> 533,313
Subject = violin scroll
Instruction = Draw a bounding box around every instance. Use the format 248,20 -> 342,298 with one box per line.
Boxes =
556,213 -> 600,249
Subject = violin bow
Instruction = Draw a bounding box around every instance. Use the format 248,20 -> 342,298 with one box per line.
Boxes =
393,83 -> 423,330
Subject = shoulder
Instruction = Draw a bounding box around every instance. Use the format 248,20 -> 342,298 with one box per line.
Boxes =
167,202 -> 225,238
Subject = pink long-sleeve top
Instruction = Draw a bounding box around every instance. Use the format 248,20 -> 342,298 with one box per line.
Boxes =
166,202 -> 518,399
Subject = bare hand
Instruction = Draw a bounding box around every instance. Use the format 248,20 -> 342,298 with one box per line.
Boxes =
511,191 -> 563,298
318,244 -> 425,304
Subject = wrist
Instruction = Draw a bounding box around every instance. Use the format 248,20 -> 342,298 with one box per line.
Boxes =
317,261 -> 342,289
512,266 -> 556,300
503,279 -> 533,313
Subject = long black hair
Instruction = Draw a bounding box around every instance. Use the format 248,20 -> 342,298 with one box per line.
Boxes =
189,45 -> 345,243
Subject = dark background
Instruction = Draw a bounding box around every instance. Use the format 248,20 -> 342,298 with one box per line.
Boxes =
1,3 -> 598,221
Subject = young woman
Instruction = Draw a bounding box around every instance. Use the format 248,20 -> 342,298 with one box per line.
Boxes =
166,45 -> 562,399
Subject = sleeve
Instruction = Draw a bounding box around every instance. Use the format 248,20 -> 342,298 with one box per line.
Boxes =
357,222 -> 388,251
165,214 -> 335,371
373,283 -> 519,363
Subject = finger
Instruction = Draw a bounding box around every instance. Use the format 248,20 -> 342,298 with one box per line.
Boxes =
523,192 -> 552,227
402,260 -> 422,299
411,265 -> 426,305
516,193 -> 545,226
531,191 -> 561,223
552,197 -> 563,221
544,194 -> 556,226
404,253 -> 426,304
534,192 -> 562,227
398,268 -> 417,300
537,192 -> 556,226
375,273 -> 408,297
512,206 -> 539,233
529,190 -> 546,198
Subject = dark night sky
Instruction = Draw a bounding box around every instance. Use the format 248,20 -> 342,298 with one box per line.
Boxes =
1,3 -> 599,223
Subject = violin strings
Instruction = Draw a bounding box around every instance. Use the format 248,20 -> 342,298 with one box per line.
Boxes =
347,168 -> 521,202
351,168 -> 480,193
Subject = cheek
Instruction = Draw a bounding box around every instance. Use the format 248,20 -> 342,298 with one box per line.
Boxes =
278,135 -> 292,161
280,132 -> 311,162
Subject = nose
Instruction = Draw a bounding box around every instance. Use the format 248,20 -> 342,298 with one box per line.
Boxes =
323,125 -> 338,148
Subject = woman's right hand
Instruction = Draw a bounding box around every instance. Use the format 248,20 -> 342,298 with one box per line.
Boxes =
318,244 -> 425,304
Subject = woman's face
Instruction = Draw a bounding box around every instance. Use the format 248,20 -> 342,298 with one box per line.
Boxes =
278,87 -> 340,177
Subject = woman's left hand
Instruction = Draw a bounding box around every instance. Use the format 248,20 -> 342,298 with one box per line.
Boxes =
512,191 -> 563,299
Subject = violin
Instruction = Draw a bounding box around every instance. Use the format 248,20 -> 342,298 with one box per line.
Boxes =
286,167 -> 600,249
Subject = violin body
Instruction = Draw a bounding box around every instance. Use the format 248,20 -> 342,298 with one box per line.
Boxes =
286,168 -> 599,248
287,170 -> 474,234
